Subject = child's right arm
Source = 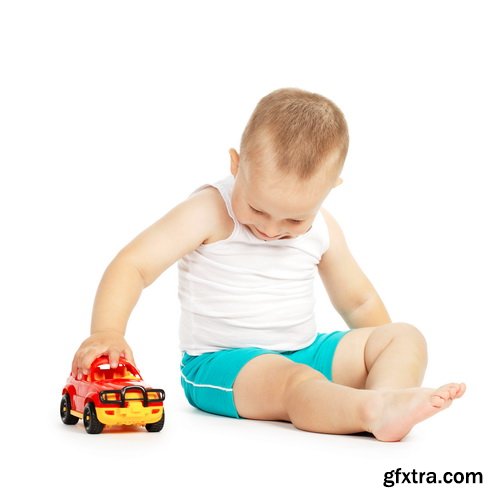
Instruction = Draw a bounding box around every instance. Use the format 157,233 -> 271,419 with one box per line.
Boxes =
71,187 -> 222,378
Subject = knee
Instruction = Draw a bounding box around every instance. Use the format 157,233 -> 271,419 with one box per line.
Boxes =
391,322 -> 428,358
283,364 -> 326,403
369,322 -> 427,357
392,321 -> 426,342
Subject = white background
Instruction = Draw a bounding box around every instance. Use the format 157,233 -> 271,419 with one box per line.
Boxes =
1,1 -> 498,498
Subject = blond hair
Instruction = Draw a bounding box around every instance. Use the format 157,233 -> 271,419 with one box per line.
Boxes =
240,88 -> 349,180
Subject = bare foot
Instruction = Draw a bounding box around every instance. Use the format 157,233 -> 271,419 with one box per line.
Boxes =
365,383 -> 466,442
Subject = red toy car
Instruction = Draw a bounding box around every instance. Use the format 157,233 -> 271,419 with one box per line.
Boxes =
60,356 -> 165,434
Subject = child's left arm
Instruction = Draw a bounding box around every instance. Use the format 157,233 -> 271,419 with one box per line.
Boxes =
318,207 -> 391,328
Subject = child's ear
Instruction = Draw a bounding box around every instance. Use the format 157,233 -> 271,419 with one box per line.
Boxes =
229,148 -> 240,176
334,177 -> 343,188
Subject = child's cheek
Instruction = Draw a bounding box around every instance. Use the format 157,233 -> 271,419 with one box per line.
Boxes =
232,202 -> 251,225
238,213 -> 254,227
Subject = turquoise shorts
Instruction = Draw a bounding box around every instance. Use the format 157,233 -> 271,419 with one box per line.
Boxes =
180,330 -> 350,419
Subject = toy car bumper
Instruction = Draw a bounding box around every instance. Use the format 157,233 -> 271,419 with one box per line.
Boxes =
95,402 -> 163,426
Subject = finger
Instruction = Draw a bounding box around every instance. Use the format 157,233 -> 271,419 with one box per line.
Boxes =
75,350 -> 90,376
123,346 -> 135,366
108,349 -> 121,368
81,349 -> 104,373
71,354 -> 79,377
72,341 -> 90,376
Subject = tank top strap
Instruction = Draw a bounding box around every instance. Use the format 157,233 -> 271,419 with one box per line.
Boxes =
188,176 -> 235,218
209,176 -> 237,221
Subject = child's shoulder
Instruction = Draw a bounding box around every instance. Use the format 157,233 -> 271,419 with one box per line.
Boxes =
319,206 -> 343,234
187,185 -> 234,245
318,206 -> 347,253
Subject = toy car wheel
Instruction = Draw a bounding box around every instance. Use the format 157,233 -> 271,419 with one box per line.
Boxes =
83,402 -> 105,434
145,410 -> 165,432
60,394 -> 79,425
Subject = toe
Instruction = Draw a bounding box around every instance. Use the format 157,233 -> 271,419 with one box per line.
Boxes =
445,383 -> 466,399
456,383 -> 466,398
436,386 -> 452,401
430,394 -> 446,408
433,383 -> 461,403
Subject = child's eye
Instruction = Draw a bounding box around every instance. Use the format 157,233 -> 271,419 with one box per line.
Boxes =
249,205 -> 303,224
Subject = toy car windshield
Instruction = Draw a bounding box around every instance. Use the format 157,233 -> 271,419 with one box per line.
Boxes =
91,362 -> 141,381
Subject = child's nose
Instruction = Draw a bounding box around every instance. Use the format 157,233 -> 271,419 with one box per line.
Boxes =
261,223 -> 282,238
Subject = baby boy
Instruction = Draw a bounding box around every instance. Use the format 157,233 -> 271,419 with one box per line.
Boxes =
72,88 -> 465,441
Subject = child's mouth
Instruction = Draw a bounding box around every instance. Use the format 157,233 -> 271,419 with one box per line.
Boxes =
253,226 -> 291,240
255,228 -> 275,239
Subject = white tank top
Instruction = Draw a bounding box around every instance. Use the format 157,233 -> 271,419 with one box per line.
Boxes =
177,175 -> 330,355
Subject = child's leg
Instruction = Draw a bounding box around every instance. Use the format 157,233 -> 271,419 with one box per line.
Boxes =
233,354 -> 371,432
332,322 -> 428,390
232,353 -> 465,441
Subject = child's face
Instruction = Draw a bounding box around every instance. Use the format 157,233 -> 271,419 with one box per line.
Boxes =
229,147 -> 341,241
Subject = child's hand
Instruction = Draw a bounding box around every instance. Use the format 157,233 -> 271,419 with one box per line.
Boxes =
71,332 -> 135,379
